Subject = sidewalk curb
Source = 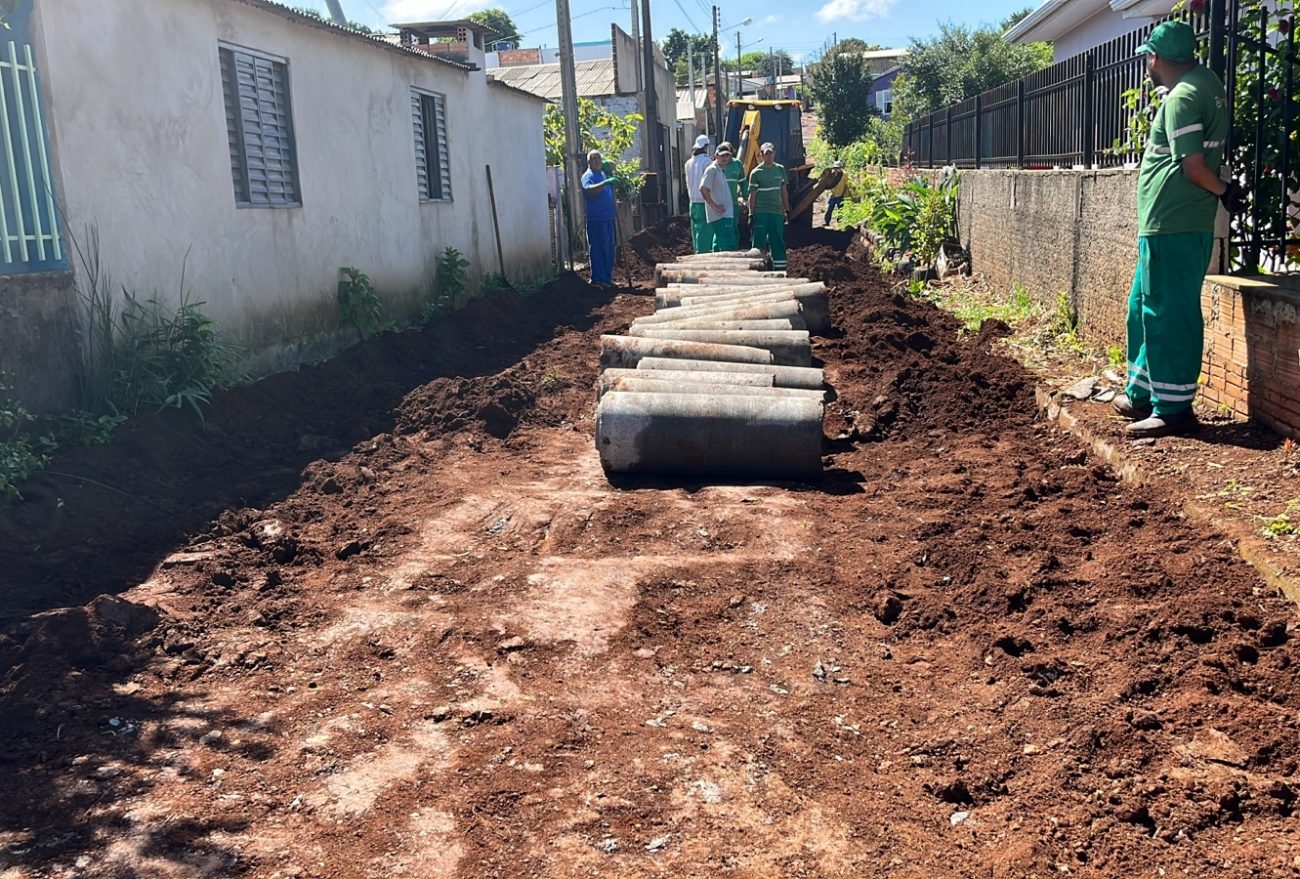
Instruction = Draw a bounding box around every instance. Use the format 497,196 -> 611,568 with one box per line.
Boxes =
1036,386 -> 1300,607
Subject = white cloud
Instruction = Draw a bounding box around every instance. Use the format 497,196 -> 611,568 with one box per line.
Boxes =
760,14 -> 781,25
814,0 -> 897,24
381,0 -> 494,22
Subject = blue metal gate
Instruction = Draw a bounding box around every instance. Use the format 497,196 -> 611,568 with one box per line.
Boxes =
0,0 -> 64,275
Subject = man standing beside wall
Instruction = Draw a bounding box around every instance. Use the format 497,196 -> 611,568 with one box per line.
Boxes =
1116,21 -> 1243,438
582,150 -> 618,287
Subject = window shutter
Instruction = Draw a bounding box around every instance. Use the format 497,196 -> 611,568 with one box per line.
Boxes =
412,91 -> 429,199
220,46 -> 300,206
219,49 -> 250,203
433,94 -> 452,201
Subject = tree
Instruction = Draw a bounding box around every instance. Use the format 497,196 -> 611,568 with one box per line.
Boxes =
757,49 -> 795,79
809,53 -> 876,147
1000,8 -> 1035,31
543,97 -> 646,200
467,8 -> 520,45
892,21 -> 1052,121
824,37 -> 883,61
661,28 -> 716,67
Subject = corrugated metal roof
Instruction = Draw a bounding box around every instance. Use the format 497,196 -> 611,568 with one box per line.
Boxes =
231,0 -> 475,71
487,59 -> 618,100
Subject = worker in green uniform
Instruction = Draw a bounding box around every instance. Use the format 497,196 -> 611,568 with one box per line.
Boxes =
716,140 -> 747,250
685,135 -> 713,253
1114,20 -> 1244,438
700,144 -> 739,252
747,142 -> 789,270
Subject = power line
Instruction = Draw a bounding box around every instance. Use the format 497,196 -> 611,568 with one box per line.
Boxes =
669,0 -> 702,33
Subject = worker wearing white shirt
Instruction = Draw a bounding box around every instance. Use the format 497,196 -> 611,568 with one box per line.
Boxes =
684,134 -> 713,253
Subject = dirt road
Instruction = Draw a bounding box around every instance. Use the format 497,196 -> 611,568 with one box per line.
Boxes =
2,221 -> 1298,878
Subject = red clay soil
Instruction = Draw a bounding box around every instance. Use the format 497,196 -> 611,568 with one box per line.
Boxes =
1,224 -> 1298,879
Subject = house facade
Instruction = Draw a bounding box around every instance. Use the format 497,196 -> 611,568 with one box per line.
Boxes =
2,0 -> 551,410
1005,0 -> 1177,60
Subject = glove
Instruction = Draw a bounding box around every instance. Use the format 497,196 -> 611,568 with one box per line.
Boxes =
1219,179 -> 1247,214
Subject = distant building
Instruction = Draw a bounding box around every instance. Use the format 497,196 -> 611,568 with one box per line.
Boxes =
487,25 -> 681,210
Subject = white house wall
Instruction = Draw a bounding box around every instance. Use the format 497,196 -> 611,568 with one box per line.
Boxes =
32,0 -> 550,377
1052,10 -> 1152,60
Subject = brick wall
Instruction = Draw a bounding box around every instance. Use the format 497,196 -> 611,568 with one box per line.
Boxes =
1202,276 -> 1300,439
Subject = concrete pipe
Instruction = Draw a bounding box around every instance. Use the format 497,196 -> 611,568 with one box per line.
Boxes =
672,292 -> 830,334
658,271 -> 788,285
637,357 -> 824,390
654,262 -> 767,285
597,368 -> 773,395
657,282 -> 826,309
642,318 -> 801,332
599,335 -> 773,370
598,376 -> 825,401
632,300 -> 806,328
676,249 -> 763,261
629,329 -> 811,367
664,276 -> 804,287
596,392 -> 824,478
637,295 -> 828,335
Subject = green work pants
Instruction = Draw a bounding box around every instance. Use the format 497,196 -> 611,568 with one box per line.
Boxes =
1125,231 -> 1213,416
709,216 -> 738,252
750,211 -> 787,270
689,202 -> 712,254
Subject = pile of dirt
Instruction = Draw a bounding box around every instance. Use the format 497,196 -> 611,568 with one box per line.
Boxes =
0,273 -> 615,625
801,242 -> 1034,442
616,215 -> 692,282
396,370 -> 538,439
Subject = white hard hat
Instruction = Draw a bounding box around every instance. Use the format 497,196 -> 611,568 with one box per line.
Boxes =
694,134 -> 711,149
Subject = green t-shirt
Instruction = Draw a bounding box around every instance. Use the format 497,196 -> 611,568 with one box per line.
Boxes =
1137,65 -> 1228,236
748,163 -> 787,215
723,160 -> 747,206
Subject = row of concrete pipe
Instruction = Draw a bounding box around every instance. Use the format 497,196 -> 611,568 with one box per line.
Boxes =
595,249 -> 831,479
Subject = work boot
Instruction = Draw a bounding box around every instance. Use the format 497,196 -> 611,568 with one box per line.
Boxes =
1126,409 -> 1198,439
1112,393 -> 1152,420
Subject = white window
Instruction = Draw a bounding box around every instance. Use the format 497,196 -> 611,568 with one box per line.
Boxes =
219,45 -> 300,207
412,89 -> 452,202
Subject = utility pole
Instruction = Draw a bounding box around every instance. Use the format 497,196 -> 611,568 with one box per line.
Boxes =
323,0 -> 347,25
687,40 -> 697,137
641,0 -> 661,204
630,0 -> 647,177
712,7 -> 724,142
555,0 -> 582,269
736,31 -> 742,100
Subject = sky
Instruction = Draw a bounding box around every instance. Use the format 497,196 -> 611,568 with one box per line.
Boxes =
298,0 -> 1044,63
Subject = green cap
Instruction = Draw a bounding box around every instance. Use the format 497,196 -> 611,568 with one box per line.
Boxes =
1137,21 -> 1198,64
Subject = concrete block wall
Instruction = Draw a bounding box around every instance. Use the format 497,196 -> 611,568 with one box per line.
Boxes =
0,272 -> 81,413
957,169 -> 1139,350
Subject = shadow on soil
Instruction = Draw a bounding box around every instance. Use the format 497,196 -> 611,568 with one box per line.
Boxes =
0,275 -> 618,625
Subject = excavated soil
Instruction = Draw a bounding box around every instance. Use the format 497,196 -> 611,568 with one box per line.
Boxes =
1,224 -> 1298,879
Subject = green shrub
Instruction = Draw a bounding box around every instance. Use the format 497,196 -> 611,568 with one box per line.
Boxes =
428,247 -> 471,320
337,267 -> 385,342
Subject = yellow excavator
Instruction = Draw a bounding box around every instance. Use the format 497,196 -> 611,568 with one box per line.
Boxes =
725,99 -> 843,226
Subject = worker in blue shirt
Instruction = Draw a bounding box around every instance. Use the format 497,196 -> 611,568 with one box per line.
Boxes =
581,150 -> 617,287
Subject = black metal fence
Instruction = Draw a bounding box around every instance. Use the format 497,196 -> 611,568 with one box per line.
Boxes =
903,0 -> 1298,272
